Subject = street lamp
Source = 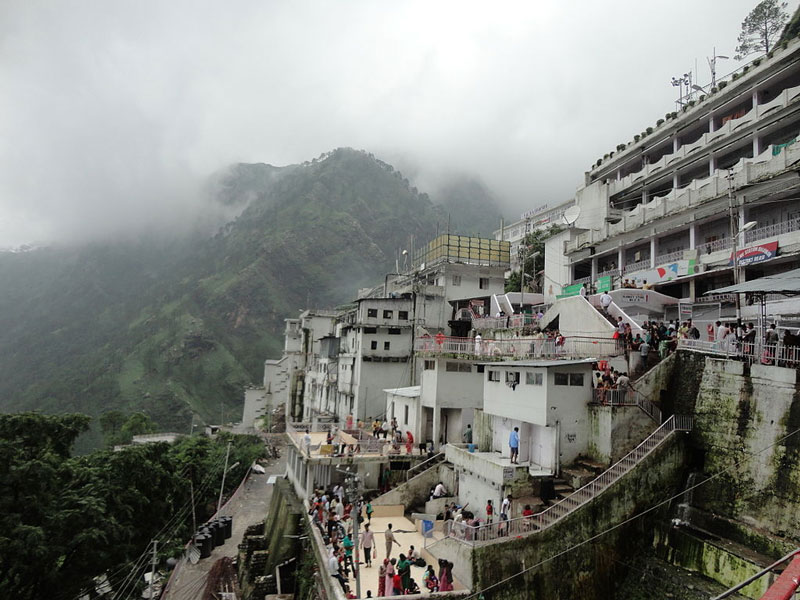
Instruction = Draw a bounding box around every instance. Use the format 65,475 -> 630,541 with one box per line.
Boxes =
729,168 -> 758,319
708,48 -> 729,89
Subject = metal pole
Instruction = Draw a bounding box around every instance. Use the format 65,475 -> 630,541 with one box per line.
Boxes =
710,548 -> 800,600
728,169 -> 742,319
217,441 -> 232,514
148,540 -> 158,599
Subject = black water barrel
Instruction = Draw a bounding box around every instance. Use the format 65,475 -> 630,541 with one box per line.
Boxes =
221,516 -> 233,539
211,520 -> 225,546
197,534 -> 212,558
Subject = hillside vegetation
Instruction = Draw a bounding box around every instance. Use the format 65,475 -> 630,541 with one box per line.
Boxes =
0,148 -> 502,449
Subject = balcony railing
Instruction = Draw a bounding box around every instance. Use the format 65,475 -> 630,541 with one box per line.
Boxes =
654,249 -> 686,266
744,216 -> 800,244
677,338 -> 800,367
696,237 -> 733,254
591,388 -> 662,423
415,335 -> 621,360
622,259 -> 652,275
470,314 -> 539,331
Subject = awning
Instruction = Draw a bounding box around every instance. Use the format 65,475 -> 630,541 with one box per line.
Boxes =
704,267 -> 800,296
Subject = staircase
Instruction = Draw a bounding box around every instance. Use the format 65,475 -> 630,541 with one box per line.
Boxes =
405,451 -> 445,481
446,414 -> 693,545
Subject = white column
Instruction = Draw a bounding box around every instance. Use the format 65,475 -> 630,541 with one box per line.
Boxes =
650,238 -> 657,268
617,247 -> 624,273
432,406 -> 441,449
709,156 -> 716,176
673,135 -> 680,152
689,223 -> 696,249
709,114 -> 716,133
753,135 -> 760,157
591,257 -> 598,281
305,460 -> 314,500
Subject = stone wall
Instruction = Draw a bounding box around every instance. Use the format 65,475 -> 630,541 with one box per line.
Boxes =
239,478 -> 305,600
372,463 -> 455,508
691,359 -> 800,540
469,435 -> 689,599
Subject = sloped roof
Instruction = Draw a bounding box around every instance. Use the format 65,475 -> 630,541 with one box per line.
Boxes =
705,268 -> 800,295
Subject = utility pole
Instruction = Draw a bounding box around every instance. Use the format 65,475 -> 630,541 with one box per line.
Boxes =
339,467 -> 363,598
217,440 -> 232,514
148,540 -> 158,599
728,169 -> 741,319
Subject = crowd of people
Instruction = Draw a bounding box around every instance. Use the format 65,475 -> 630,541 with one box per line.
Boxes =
311,481 -> 455,597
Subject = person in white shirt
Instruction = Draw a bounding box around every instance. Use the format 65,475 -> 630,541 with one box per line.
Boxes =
303,430 -> 312,456
600,291 -> 612,314
433,482 -> 447,498
361,523 -> 375,567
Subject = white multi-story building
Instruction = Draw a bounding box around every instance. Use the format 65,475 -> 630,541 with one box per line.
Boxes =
545,37 -> 800,316
494,200 -> 574,271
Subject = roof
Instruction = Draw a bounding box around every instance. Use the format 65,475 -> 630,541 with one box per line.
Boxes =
704,268 -> 800,296
383,385 -> 421,397
480,358 -> 597,368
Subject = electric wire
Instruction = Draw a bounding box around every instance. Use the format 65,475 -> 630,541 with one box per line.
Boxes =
460,422 -> 800,600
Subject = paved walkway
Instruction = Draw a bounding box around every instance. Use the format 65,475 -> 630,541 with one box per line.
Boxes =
164,453 -> 287,600
338,513 -> 464,598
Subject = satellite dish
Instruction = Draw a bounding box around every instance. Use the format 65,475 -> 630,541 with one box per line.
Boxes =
562,205 -> 581,227
419,262 -> 426,271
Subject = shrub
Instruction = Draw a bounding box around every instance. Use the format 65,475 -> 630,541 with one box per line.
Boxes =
732,73 -> 740,80
711,86 -> 718,93
634,134 -> 641,142
646,126 -> 654,134
656,119 -> 665,126
752,58 -> 762,66
719,81 -> 728,89
617,143 -> 626,151
671,112 -> 678,118
699,95 -> 706,102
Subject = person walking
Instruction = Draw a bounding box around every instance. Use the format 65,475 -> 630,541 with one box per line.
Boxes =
384,523 -> 400,559
462,423 -> 473,444
378,559 -> 388,597
361,523 -> 375,567
509,427 -> 520,464
365,499 -> 373,522
439,561 -> 454,591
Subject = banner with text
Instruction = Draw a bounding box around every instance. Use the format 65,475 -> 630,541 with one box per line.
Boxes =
729,241 -> 778,266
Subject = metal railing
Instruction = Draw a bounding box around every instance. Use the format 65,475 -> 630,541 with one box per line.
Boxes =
286,422 -> 420,457
405,452 -> 445,481
470,314 -> 539,331
445,414 -> 692,546
744,216 -> 800,244
415,335 -> 622,360
591,388 -> 662,423
677,338 -> 800,367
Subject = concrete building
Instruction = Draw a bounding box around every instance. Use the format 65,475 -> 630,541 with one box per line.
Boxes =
240,386 -> 267,431
545,37 -> 800,322
494,200 -> 575,271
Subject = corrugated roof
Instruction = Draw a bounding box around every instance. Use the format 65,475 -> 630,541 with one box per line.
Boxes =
704,267 -> 800,295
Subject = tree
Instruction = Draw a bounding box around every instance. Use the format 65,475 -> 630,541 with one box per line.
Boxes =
505,225 -> 564,294
735,0 -> 789,59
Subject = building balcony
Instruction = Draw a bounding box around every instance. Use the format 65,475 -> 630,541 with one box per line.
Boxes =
286,422 -> 418,459
566,140 -> 800,256
414,335 -> 620,360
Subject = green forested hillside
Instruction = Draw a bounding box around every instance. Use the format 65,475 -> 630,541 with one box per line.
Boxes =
0,148 -> 502,450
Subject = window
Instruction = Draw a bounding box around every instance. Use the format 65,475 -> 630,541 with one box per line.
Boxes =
488,370 -> 500,382
424,360 -> 435,370
388,328 -> 402,335
569,373 -> 585,387
399,310 -> 409,320
384,341 -> 391,350
446,362 -> 472,373
367,308 -> 378,318
363,326 -> 377,334
554,372 -> 569,386
506,371 -> 520,384
370,341 -> 378,350
479,277 -> 490,289
476,364 -> 485,373
383,310 -> 393,319
526,372 -> 543,385
452,275 -> 462,286
404,405 -> 409,425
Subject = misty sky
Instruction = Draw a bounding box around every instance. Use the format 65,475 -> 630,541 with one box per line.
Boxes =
1,0 -> 797,247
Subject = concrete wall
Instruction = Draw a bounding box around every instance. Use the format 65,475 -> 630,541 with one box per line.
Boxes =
540,295 -> 616,337
587,404 -> 657,465
386,391 -> 422,441
543,229 -> 572,303
241,387 -> 267,431
470,435 -> 689,600
372,463 -> 455,508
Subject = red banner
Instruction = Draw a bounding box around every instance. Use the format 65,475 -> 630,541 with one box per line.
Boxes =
729,241 -> 778,266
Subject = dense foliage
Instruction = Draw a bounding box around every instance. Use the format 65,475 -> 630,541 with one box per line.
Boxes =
0,149 -> 502,450
0,412 -> 265,600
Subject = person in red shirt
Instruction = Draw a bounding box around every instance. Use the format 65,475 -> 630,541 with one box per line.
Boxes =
522,504 -> 534,530
392,573 -> 403,595
485,499 -> 494,524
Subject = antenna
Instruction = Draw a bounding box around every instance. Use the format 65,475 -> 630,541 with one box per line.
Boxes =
562,205 -> 581,227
